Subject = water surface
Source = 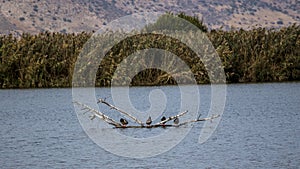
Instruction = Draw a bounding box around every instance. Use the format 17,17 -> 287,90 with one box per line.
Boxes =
0,83 -> 299,168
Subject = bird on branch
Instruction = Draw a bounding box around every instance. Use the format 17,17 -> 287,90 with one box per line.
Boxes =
146,116 -> 152,125
161,116 -> 166,124
120,118 -> 128,126
174,117 -> 179,124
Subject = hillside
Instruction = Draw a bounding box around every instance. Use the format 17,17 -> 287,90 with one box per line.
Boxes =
0,0 -> 299,34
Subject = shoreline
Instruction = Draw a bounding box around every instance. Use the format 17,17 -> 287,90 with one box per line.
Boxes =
0,81 -> 299,90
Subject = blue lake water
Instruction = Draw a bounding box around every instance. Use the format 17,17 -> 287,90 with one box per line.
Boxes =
0,83 -> 299,168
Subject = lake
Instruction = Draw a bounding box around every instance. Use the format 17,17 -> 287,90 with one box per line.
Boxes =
0,83 -> 299,168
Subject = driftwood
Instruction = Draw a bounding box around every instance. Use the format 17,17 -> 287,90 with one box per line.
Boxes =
177,114 -> 220,126
73,101 -> 122,127
114,114 -> 220,128
98,98 -> 144,126
74,99 -> 220,129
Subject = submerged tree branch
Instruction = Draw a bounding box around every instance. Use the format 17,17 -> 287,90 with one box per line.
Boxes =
114,114 -> 220,128
97,98 -> 144,126
74,99 -> 221,129
73,101 -> 122,127
177,114 -> 220,126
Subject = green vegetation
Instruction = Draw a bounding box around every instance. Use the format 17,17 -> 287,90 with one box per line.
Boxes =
0,13 -> 299,88
0,32 -> 91,88
209,25 -> 300,83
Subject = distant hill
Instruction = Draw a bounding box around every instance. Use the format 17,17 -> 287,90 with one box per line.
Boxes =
0,0 -> 299,34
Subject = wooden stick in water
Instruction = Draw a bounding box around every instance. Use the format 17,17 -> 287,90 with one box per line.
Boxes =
74,100 -> 220,129
73,101 -> 122,127
114,114 -> 220,128
98,98 -> 144,126
177,114 -> 220,126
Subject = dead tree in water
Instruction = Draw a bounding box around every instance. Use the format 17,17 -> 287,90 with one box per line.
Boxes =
97,98 -> 144,126
73,99 -> 220,128
73,101 -> 122,127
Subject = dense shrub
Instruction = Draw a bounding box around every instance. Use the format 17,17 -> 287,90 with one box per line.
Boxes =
0,13 -> 299,88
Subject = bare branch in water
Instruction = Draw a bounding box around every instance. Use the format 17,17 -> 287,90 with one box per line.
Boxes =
98,98 -> 144,126
74,99 -> 220,129
73,101 -> 122,127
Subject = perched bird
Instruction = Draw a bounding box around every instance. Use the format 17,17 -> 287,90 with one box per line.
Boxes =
174,117 -> 179,124
146,116 -> 152,125
161,116 -> 166,124
120,118 -> 128,126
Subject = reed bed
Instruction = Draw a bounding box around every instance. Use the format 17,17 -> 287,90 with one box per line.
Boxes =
0,14 -> 299,88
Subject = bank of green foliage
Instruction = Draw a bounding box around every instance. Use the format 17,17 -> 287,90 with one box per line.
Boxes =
0,32 -> 91,88
209,25 -> 300,83
0,13 -> 299,88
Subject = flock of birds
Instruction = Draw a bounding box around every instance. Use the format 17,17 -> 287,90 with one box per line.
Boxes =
120,116 -> 179,126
